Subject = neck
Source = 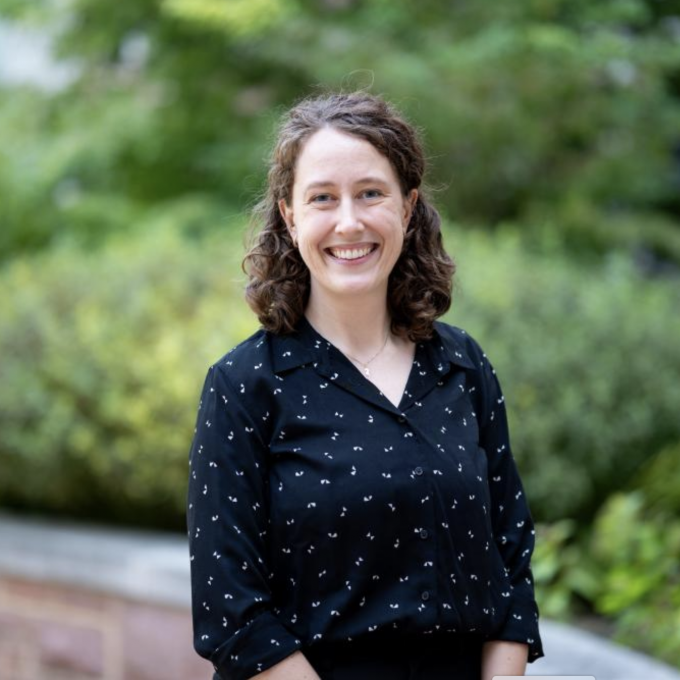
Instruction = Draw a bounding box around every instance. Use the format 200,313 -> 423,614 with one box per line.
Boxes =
305,291 -> 391,354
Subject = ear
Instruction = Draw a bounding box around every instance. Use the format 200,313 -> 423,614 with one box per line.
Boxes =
403,189 -> 418,232
278,199 -> 296,241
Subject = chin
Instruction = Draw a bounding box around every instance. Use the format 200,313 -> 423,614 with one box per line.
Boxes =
331,281 -> 385,298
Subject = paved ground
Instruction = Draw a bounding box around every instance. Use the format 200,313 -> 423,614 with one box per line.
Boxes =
528,620 -> 680,680
0,512 -> 678,680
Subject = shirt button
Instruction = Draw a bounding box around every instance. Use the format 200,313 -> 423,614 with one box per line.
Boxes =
398,415 -> 407,423
421,591 -> 430,601
414,466 -> 424,476
419,528 -> 429,540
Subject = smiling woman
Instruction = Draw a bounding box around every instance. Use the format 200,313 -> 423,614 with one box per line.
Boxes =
186,92 -> 544,680
243,93 -> 455,343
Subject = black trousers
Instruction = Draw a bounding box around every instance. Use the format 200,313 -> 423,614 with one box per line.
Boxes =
304,633 -> 483,680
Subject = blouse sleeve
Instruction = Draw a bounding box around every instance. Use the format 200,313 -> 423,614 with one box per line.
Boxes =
186,363 -> 301,680
474,346 -> 544,662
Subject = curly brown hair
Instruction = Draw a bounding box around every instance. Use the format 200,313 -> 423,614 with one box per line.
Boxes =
243,91 -> 455,341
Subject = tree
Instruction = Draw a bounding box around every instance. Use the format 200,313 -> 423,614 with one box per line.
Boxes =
1,0 -> 679,261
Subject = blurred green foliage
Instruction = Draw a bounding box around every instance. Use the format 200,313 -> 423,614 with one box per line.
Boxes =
538,491 -> 680,666
532,519 -> 599,619
1,0 -> 679,261
590,492 -> 680,666
532,488 -> 680,667
0,225 -> 257,527
637,440 -> 680,515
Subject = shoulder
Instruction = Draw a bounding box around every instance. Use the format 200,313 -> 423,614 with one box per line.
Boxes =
433,320 -> 473,347
432,320 -> 488,370
199,329 -> 284,430
210,328 -> 268,366
434,321 -> 506,426
206,328 -> 274,387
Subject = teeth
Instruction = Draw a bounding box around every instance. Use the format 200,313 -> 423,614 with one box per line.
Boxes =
329,246 -> 373,260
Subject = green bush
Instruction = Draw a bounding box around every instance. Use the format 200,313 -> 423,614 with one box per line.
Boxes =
590,492 -> 680,666
0,225 -> 257,528
531,519 -> 599,619
1,224 -> 679,528
637,441 -> 680,516
447,229 -> 680,522
530,493 -> 680,668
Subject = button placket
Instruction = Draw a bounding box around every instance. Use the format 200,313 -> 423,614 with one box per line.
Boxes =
403,415 -> 439,625
404,423 -> 443,627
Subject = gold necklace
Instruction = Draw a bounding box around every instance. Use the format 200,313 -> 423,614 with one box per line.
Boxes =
341,331 -> 390,377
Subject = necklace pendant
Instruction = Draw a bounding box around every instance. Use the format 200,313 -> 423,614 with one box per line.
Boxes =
363,367 -> 371,377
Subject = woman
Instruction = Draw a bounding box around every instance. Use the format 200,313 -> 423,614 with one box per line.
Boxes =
187,92 -> 543,680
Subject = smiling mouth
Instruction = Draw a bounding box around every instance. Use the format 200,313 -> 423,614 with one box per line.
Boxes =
327,245 -> 378,261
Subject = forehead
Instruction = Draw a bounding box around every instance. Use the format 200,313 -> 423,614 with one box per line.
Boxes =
293,127 -> 398,188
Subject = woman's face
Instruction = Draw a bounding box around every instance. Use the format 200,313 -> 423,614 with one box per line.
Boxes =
279,127 -> 417,307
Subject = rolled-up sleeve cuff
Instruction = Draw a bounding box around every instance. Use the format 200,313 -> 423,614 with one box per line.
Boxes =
210,611 -> 302,680
492,598 -> 544,662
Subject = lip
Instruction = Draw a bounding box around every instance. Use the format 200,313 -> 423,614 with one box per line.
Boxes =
325,243 -> 379,263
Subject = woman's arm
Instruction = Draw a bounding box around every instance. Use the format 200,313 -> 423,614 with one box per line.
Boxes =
468,335 -> 544,663
248,651 -> 320,680
481,640 -> 528,680
188,363 -> 302,679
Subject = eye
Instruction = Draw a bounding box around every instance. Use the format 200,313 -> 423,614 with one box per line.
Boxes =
361,189 -> 384,200
309,193 -> 334,204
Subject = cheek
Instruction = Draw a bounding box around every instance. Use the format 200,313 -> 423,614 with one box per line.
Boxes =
296,228 -> 328,266
382,210 -> 407,243
392,234 -> 405,258
297,213 -> 333,244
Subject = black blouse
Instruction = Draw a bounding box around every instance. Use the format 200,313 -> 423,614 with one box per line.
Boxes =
187,319 -> 543,680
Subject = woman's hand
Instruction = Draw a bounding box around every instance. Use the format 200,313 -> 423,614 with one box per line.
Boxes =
248,651 -> 321,680
481,640 -> 529,680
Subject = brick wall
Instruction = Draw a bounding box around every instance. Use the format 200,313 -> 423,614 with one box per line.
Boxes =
0,575 -> 212,680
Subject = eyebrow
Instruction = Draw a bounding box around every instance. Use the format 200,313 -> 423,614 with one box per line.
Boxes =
302,176 -> 390,193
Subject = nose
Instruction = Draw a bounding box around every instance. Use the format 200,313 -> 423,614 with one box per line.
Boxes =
335,198 -> 364,235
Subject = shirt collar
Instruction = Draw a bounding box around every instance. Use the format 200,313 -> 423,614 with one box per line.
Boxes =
270,318 -> 476,374
270,317 -> 326,374
429,321 -> 476,372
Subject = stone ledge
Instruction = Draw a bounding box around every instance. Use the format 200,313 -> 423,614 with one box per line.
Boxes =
529,619 -> 680,680
0,512 -> 190,609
